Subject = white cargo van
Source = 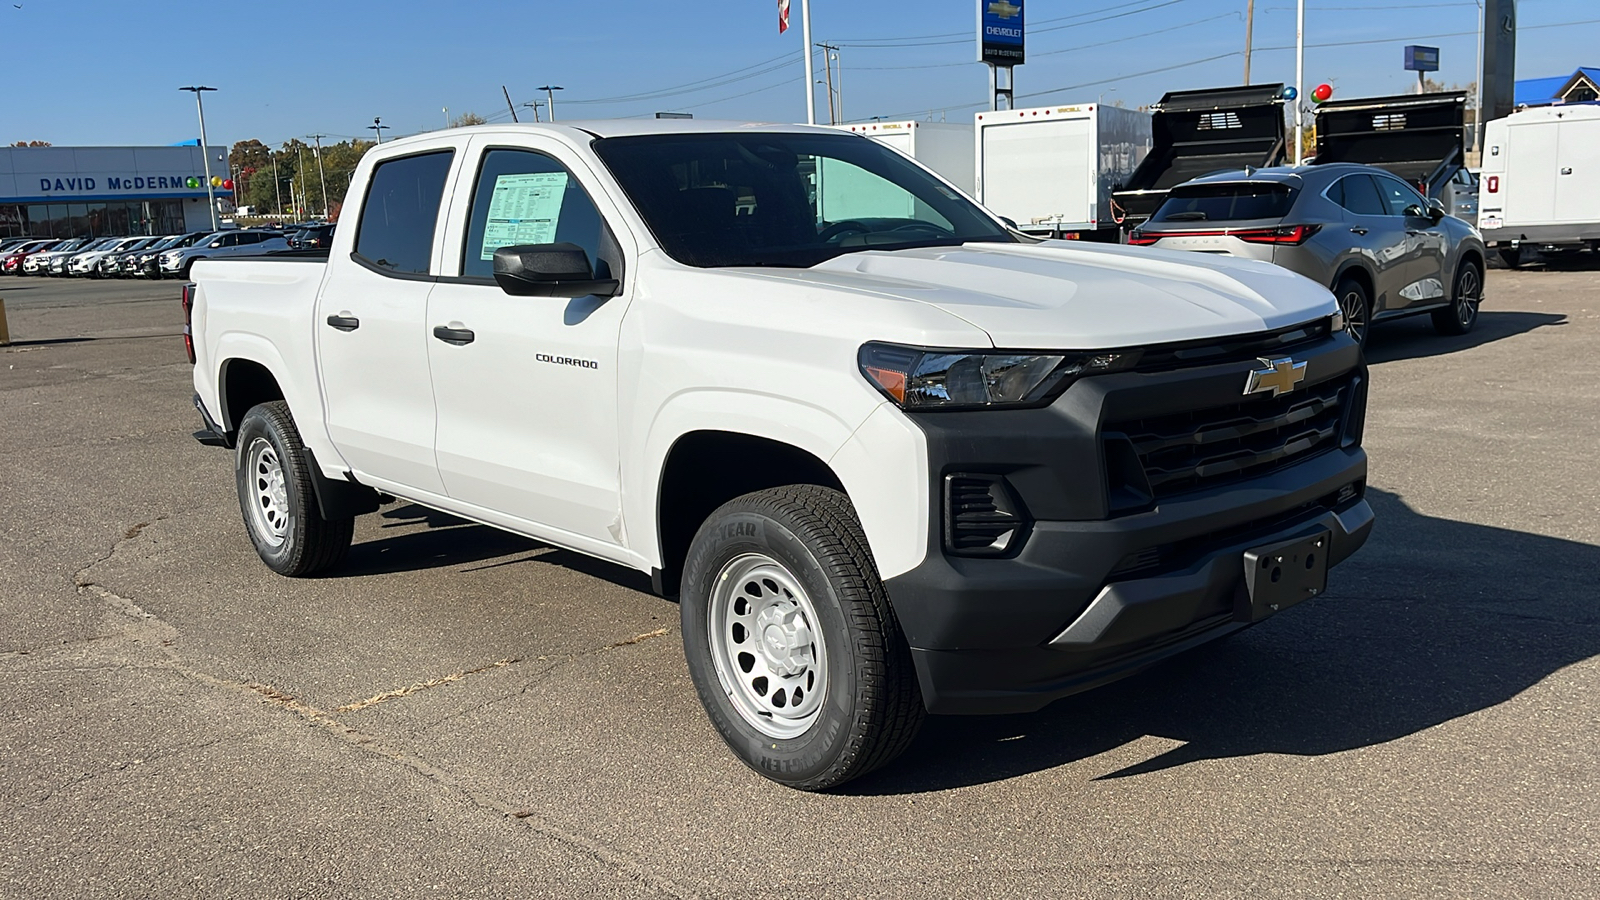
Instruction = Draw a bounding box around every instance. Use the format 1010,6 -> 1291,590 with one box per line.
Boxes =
975,103 -> 1151,239
1478,104 -> 1600,266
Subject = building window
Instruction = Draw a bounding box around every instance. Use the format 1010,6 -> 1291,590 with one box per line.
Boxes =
1566,81 -> 1598,103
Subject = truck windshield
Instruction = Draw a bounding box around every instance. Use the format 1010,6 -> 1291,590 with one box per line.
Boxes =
1151,182 -> 1297,223
592,132 -> 1013,268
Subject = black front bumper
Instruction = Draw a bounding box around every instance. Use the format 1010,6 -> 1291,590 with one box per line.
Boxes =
883,331 -> 1373,715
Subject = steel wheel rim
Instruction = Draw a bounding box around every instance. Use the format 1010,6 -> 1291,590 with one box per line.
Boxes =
1456,267 -> 1481,326
245,437 -> 290,547
707,553 -> 828,739
1340,289 -> 1368,343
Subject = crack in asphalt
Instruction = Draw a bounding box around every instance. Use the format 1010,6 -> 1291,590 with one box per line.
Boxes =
55,518 -> 698,899
335,658 -> 522,713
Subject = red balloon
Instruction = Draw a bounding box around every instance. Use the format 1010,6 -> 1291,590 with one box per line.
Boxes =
222,178 -> 235,190
1312,83 -> 1334,103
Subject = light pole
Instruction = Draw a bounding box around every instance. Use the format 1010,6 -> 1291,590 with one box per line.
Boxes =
537,86 -> 564,122
522,101 -> 543,123
1293,0 -> 1305,165
369,116 -> 389,144
1474,0 -> 1485,153
308,134 -> 329,218
179,86 -> 219,231
443,106 -> 450,129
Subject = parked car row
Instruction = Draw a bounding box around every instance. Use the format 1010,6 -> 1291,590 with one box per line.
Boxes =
0,228 -> 292,279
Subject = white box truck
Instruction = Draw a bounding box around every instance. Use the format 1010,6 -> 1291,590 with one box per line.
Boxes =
1478,104 -> 1600,266
819,122 -> 975,223
975,103 -> 1152,240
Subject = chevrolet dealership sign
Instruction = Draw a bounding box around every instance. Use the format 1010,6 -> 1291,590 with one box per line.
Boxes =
979,0 -> 1024,66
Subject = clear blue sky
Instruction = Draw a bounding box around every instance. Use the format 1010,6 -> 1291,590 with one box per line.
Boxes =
3,0 -> 1592,148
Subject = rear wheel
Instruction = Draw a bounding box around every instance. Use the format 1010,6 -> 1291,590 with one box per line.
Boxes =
1433,259 -> 1482,336
1335,277 -> 1371,347
235,401 -> 353,576
680,485 -> 925,790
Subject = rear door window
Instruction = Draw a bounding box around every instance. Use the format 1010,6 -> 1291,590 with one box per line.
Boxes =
1150,183 -> 1296,223
1334,174 -> 1388,217
355,150 -> 455,274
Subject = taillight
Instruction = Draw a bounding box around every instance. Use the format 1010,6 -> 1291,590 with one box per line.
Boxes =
181,283 -> 196,364
1126,231 -> 1159,246
1230,224 -> 1321,245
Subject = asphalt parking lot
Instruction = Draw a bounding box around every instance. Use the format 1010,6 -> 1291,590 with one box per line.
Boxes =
2,264 -> 1597,899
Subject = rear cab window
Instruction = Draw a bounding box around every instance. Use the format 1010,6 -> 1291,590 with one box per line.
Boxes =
1150,182 -> 1296,223
355,150 -> 455,275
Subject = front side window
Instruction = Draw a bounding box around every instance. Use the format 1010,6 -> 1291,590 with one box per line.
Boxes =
355,150 -> 455,274
592,132 -> 1011,268
1151,182 -> 1296,223
1374,175 -> 1427,216
461,149 -> 613,280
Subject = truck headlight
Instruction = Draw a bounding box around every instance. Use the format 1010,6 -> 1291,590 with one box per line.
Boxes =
859,342 -> 1138,410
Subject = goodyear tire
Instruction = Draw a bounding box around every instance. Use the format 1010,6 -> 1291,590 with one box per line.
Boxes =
235,401 -> 353,577
680,485 -> 925,790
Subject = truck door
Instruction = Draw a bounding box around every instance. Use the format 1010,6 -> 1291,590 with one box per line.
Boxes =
1553,117 -> 1600,224
1505,121 -> 1559,227
424,142 -> 631,549
314,149 -> 455,496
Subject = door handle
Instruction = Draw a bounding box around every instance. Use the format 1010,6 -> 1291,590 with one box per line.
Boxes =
433,325 -> 475,345
326,314 -> 359,331
1349,227 -> 1368,235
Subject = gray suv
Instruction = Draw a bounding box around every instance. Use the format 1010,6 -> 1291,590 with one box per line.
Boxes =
1129,164 -> 1487,344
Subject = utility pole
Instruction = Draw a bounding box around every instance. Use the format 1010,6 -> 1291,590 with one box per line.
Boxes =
179,86 -> 220,231
369,116 -> 389,144
272,153 -> 282,215
1243,0 -> 1255,84
308,134 -> 329,218
537,86 -> 564,122
816,42 -> 840,124
1293,0 -> 1305,165
502,85 -> 519,122
801,0 -> 816,124
522,101 -> 543,123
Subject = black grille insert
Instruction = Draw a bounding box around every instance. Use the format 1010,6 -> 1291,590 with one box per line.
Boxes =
1107,375 -> 1350,500
944,474 -> 1028,557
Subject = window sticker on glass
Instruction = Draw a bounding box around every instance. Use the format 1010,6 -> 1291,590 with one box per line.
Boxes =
480,171 -> 569,260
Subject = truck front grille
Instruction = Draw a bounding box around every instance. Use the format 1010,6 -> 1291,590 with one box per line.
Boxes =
1107,374 -> 1351,500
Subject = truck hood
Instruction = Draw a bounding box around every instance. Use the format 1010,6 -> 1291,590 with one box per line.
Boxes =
770,241 -> 1336,349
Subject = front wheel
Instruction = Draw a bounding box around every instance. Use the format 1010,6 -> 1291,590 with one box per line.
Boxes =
1433,259 -> 1482,336
680,485 -> 925,790
235,401 -> 354,576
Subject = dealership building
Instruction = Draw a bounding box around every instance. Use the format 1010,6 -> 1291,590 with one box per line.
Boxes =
0,144 -> 231,239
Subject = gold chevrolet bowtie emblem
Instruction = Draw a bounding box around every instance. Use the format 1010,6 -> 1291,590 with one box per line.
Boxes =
988,0 -> 1021,19
1244,357 -> 1307,397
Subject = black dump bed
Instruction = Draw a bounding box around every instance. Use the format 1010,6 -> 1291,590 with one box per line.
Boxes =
1112,84 -> 1287,225
1312,91 -> 1466,192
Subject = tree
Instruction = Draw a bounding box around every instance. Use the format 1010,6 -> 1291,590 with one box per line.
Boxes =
450,111 -> 489,127
9,140 -> 50,147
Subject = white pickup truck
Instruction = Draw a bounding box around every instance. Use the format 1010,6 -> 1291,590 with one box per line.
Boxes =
187,120 -> 1373,789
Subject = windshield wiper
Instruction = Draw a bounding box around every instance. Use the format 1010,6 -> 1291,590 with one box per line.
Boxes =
1164,211 -> 1209,221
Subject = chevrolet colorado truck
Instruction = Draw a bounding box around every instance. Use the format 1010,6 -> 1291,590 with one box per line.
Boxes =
187,121 -> 1373,790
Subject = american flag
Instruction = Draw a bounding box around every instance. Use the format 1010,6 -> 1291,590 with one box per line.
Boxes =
778,0 -> 790,33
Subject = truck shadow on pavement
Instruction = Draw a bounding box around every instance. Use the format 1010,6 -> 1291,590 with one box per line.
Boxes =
847,487 -> 1600,795
1361,310 -> 1564,365
334,502 -> 655,592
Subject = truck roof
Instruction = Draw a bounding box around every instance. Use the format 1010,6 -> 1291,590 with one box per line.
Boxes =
376,120 -> 850,149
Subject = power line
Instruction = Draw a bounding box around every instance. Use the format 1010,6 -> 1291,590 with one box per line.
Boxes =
848,13 -> 1240,71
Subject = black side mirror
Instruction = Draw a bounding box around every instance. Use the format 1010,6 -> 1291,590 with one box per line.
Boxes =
492,243 -> 620,298
1426,197 -> 1447,221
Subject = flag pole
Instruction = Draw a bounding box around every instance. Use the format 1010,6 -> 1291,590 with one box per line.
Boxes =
801,0 -> 816,124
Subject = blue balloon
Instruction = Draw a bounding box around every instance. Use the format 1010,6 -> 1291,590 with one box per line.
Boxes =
1281,86 -> 1298,101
